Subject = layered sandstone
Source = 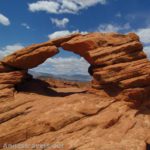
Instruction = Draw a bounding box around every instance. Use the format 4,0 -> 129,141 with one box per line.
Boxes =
1,32 -> 150,103
0,78 -> 150,150
2,45 -> 59,69
0,32 -> 150,150
1,32 -> 148,89
1,32 -> 150,102
2,33 -> 79,70
60,32 -> 147,88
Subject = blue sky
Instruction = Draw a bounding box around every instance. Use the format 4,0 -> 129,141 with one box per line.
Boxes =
0,0 -> 150,76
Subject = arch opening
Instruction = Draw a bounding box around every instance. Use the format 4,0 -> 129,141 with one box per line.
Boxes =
29,48 -> 92,82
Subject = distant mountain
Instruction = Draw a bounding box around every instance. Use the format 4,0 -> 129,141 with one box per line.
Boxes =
56,74 -> 92,82
29,71 -> 92,82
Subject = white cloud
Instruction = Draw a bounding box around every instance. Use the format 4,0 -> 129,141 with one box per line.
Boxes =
48,30 -> 77,39
21,23 -> 30,29
48,30 -> 87,39
0,44 -> 24,60
144,46 -> 150,51
28,1 -> 60,14
31,57 -> 90,76
28,0 -> 107,14
135,27 -> 150,58
143,46 -> 150,59
97,23 -> 131,33
132,26 -> 150,59
51,18 -> 69,28
0,13 -> 10,26
136,27 -> 150,44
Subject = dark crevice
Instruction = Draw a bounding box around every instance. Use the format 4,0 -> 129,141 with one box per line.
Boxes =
146,143 -> 150,150
124,122 -> 136,135
104,115 -> 122,129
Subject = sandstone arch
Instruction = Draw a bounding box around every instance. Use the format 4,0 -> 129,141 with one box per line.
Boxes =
0,32 -> 150,101
1,32 -> 150,149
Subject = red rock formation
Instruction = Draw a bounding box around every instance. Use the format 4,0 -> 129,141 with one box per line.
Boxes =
1,32 -> 150,101
2,45 -> 59,69
1,32 -> 150,99
60,32 -> 150,104
2,33 -> 80,70
0,78 -> 150,150
0,32 -> 150,150
0,62 -> 14,73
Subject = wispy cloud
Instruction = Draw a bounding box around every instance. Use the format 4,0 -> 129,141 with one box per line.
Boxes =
0,13 -> 10,26
28,0 -> 108,14
97,23 -> 131,33
51,18 -> 69,28
21,23 -> 30,29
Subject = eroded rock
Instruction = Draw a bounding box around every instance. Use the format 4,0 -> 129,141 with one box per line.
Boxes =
0,32 -> 150,100
0,32 -> 150,149
0,62 -> 15,73
2,45 -> 59,69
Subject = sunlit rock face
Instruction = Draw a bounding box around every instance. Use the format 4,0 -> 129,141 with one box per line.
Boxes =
2,45 -> 59,69
0,32 -> 150,102
60,32 -> 146,89
0,32 -> 150,150
2,33 -> 148,88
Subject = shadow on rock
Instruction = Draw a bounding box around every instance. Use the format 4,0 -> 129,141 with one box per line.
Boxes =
16,79 -> 87,97
101,83 -> 123,97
